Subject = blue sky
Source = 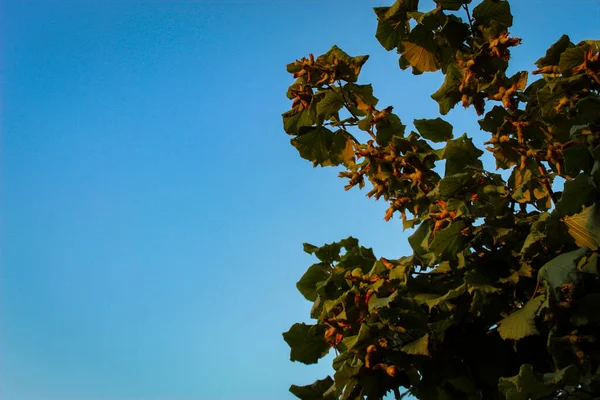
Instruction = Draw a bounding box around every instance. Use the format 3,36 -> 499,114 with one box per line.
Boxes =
1,1 -> 599,399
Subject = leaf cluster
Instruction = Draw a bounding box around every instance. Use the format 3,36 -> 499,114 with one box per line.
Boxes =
282,1 -> 600,399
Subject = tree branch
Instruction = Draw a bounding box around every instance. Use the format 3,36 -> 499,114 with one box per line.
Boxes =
462,2 -> 475,37
535,159 -> 558,206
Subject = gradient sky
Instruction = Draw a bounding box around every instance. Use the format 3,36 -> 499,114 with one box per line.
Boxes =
1,1 -> 599,399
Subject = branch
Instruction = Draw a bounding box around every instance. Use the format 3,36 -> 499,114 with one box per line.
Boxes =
462,2 -> 475,37
535,160 -> 558,206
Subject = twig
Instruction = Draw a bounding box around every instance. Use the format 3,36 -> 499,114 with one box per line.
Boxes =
393,387 -> 402,400
535,160 -> 558,206
462,2 -> 475,37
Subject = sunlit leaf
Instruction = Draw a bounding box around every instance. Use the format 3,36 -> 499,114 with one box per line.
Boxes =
401,334 -> 430,356
497,296 -> 545,340
564,203 -> 600,250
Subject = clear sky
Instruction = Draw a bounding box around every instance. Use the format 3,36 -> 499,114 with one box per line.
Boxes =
1,1 -> 599,399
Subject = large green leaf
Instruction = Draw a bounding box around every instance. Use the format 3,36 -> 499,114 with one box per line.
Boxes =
414,117 -> 454,142
408,220 -> 434,263
437,134 -> 484,176
559,43 -> 589,73
431,62 -> 463,114
317,90 -> 344,120
318,46 -> 369,83
303,237 -> 360,263
290,376 -> 335,400
556,174 -> 596,216
434,0 -> 470,11
400,25 -> 440,73
562,144 -> 594,178
430,220 -> 468,260
472,0 -> 513,28
478,105 -> 509,133
332,353 -> 363,396
375,112 -> 406,145
291,127 -> 355,167
537,247 -> 587,293
535,34 -> 572,68
497,296 -> 544,340
368,290 -> 398,311
498,364 -> 580,400
297,263 -> 331,301
401,333 -> 430,356
438,173 -> 473,199
283,104 -> 317,135
283,323 -> 330,364
564,203 -> 600,250
373,0 -> 419,51
416,283 -> 467,311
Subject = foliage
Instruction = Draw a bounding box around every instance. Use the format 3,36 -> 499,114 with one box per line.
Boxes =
282,1 -> 600,399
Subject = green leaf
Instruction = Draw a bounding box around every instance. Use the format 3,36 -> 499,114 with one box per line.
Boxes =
498,364 -> 555,400
498,364 -> 580,400
478,105 -> 509,133
304,237 -> 360,263
537,247 -> 587,293
290,376 -> 335,400
401,25 -> 439,73
434,0 -> 470,11
428,317 -> 455,342
297,263 -> 331,302
564,203 -> 600,250
431,62 -> 463,114
556,174 -> 596,216
574,96 -> 600,124
414,117 -> 454,142
368,290 -> 398,311
375,112 -> 406,145
337,245 -> 377,273
438,173 -> 473,198
559,43 -> 588,73
291,127 -> 355,167
416,283 -> 467,311
437,134 -> 484,176
497,295 -> 545,340
465,270 -> 500,294
408,220 -> 434,264
332,353 -> 363,396
317,90 -> 344,120
373,0 -> 419,51
283,105 -> 317,135
535,34 -> 572,68
401,333 -> 430,356
319,46 -> 369,83
430,220 -> 468,260
472,0 -> 513,28
346,83 -> 379,112
563,145 -> 594,178
283,323 -> 330,365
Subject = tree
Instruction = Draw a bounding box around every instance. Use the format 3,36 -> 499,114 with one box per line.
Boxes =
281,1 -> 600,399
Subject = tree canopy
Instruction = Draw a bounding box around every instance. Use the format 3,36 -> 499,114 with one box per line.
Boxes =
282,1 -> 600,399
